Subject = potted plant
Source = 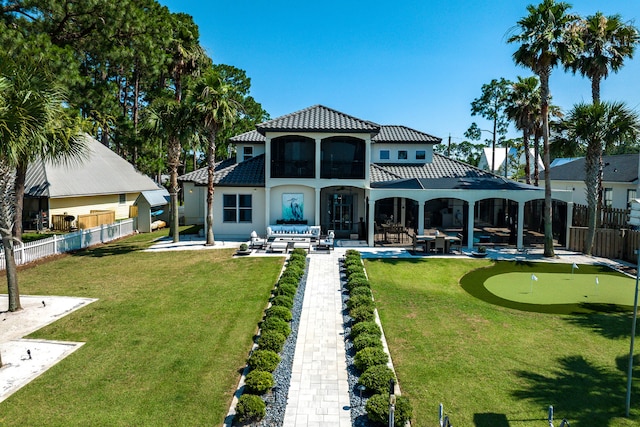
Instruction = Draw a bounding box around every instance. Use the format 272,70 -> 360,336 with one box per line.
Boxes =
471,245 -> 488,258
236,243 -> 251,256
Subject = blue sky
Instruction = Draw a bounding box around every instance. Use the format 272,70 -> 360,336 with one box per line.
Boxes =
159,0 -> 640,143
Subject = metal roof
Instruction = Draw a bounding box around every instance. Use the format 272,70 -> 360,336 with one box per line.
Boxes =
24,135 -> 161,198
137,189 -> 170,207
256,105 -> 380,135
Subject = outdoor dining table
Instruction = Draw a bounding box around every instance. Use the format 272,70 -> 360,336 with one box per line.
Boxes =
382,223 -> 405,243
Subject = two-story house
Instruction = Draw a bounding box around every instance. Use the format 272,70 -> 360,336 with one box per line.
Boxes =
179,105 -> 573,249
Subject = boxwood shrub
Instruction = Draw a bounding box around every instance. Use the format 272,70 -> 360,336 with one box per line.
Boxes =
346,264 -> 365,277
247,349 -> 280,372
257,330 -> 286,353
277,276 -> 299,288
358,364 -> 396,394
345,249 -> 361,258
261,316 -> 291,338
265,305 -> 293,322
274,283 -> 297,299
350,321 -> 381,340
350,303 -> 375,323
279,268 -> 302,282
352,333 -> 383,352
354,347 -> 389,372
346,277 -> 370,292
347,294 -> 374,310
244,370 -> 274,395
350,286 -> 372,299
235,394 -> 266,422
271,295 -> 294,310
365,393 -> 412,426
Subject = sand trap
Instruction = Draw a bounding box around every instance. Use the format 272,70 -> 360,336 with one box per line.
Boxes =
0,295 -> 97,403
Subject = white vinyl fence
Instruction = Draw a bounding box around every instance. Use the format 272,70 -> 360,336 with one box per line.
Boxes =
0,218 -> 137,271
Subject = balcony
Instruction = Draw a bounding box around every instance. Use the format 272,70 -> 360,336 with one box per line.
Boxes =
320,160 -> 365,179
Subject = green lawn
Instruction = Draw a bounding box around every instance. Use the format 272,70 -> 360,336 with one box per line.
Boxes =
365,258 -> 640,427
0,229 -> 284,426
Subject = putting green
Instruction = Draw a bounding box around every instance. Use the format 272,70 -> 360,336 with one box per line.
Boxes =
460,261 -> 637,314
485,272 -> 636,305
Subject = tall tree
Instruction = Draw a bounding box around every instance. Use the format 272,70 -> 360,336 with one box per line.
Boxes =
467,78 -> 512,175
506,76 -> 541,184
567,12 -> 639,104
192,70 -> 240,245
508,0 -> 581,257
558,102 -> 639,255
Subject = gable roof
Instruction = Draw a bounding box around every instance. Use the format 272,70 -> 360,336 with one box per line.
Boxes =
25,134 -> 161,198
256,104 -> 380,135
544,154 -> 638,183
179,154 -> 265,187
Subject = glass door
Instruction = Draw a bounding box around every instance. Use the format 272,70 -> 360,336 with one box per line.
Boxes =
329,194 -> 354,236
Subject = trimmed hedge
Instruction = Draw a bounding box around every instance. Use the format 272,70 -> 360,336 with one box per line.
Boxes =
365,393 -> 412,426
244,370 -> 274,395
350,303 -> 375,323
264,305 -> 293,322
350,321 -> 381,340
347,294 -> 375,310
346,277 -> 370,292
346,264 -> 365,277
271,295 -> 294,310
257,330 -> 286,353
354,347 -> 389,373
353,333 -> 383,352
358,364 -> 396,394
274,282 -> 297,299
247,349 -> 280,373
235,394 -> 266,422
261,316 -> 291,338
350,286 -> 372,299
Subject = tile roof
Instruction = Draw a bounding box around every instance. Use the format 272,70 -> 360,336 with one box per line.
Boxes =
229,124 -> 441,145
256,105 -> 380,135
543,154 -> 638,183
371,153 -> 541,191
179,155 -> 265,187
372,125 -> 441,144
229,129 -> 264,143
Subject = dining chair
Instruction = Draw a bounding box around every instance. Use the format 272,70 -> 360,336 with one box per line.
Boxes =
435,235 -> 446,254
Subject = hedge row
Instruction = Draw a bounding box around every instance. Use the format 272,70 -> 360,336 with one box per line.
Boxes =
235,248 -> 307,423
342,249 -> 413,426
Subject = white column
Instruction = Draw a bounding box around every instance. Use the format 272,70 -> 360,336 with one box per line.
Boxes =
315,137 -> 322,179
315,187 -> 321,226
467,201 -> 475,249
418,201 -> 425,235
367,196 -> 375,245
517,201 -> 525,250
265,187 -> 271,231
401,198 -> 406,225
566,202 -> 573,250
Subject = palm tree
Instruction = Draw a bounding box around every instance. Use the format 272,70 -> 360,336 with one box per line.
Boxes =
508,0 -> 581,257
506,76 -> 541,184
559,102 -> 639,255
567,12 -> 639,104
145,99 -> 194,243
192,70 -> 240,245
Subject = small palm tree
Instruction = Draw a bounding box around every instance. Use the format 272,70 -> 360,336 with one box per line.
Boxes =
192,70 -> 240,245
508,0 -> 582,257
559,102 -> 639,255
506,76 -> 541,184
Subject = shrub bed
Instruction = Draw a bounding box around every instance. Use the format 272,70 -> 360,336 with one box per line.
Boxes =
264,305 -> 293,322
244,370 -> 274,395
352,333 -> 383,352
261,316 -> 291,338
350,321 -> 381,340
247,350 -> 280,373
235,394 -> 266,422
358,365 -> 396,395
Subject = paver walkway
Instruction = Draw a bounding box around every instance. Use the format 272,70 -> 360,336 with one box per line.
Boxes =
283,248 -> 352,427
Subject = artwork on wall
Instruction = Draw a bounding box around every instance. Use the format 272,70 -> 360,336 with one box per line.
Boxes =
282,193 -> 304,221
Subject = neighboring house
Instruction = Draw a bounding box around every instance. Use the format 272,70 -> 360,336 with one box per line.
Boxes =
23,134 -> 168,231
545,154 -> 639,210
179,105 -> 572,249
477,147 -> 544,178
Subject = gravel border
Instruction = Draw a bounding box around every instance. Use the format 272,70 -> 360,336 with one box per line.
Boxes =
240,256 -> 309,427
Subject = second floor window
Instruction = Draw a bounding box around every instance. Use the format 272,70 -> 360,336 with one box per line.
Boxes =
416,150 -> 426,160
243,146 -> 253,161
398,150 -> 407,160
271,136 -> 315,178
380,150 -> 390,160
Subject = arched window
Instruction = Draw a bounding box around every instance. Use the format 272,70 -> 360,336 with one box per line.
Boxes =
321,137 -> 365,179
270,136 -> 315,178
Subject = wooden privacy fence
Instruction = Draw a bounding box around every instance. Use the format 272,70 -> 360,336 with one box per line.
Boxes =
572,204 -> 629,229
51,210 -> 116,232
0,218 -> 136,271
568,226 -> 640,264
